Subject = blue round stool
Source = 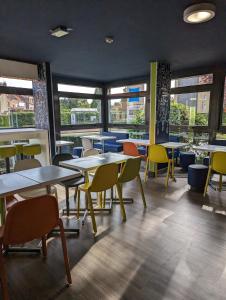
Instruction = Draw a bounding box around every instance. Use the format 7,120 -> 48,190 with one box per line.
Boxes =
188,164 -> 208,192
203,156 -> 210,166
73,147 -> 83,158
180,152 -> 196,171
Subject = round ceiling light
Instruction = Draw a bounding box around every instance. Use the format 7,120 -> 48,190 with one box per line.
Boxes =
183,3 -> 216,24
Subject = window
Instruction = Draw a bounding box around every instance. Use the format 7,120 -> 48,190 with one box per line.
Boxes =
108,83 -> 147,95
59,97 -> 102,126
222,78 -> 226,126
0,77 -> 32,89
171,74 -> 213,88
108,97 -> 145,125
58,84 -> 102,95
60,129 -> 101,147
170,92 -> 210,126
0,94 -> 35,128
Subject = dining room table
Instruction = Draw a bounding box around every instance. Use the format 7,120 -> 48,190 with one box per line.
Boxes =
0,165 -> 81,252
81,134 -> 116,152
59,152 -> 135,223
56,140 -> 74,154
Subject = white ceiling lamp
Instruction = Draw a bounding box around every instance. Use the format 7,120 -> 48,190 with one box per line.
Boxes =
50,26 -> 73,38
183,3 -> 216,24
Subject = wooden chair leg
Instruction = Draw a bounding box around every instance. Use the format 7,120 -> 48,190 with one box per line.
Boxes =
116,183 -> 126,222
144,158 -> 149,183
137,174 -> 147,208
41,235 -> 47,258
65,187 -> 70,216
77,190 -> 80,219
0,247 -> 9,300
204,167 -> 212,196
87,191 -> 97,234
219,174 -> 223,192
58,219 -> 72,285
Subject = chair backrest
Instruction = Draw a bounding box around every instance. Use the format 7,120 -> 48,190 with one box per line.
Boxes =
83,149 -> 99,157
82,138 -> 93,151
118,157 -> 141,183
123,142 -> 139,156
14,158 -> 41,172
52,153 -> 73,166
90,163 -> 119,192
3,195 -> 59,245
211,151 -> 226,174
148,144 -> 169,163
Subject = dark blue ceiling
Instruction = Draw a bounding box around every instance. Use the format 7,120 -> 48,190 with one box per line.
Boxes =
0,0 -> 225,82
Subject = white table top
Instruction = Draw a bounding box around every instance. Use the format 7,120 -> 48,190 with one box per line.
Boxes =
0,166 -> 80,197
56,140 -> 74,147
160,142 -> 189,149
116,139 -> 150,146
81,135 -> 116,141
193,144 -> 226,153
60,152 -> 134,172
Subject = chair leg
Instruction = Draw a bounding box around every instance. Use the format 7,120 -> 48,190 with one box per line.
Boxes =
103,191 -> 106,208
87,191 -> 97,234
116,183 -> 126,222
203,167 -> 212,196
77,190 -> 80,219
165,161 -> 171,187
74,187 -> 78,202
155,163 -> 158,178
54,187 -> 58,200
41,235 -> 47,258
144,158 -> 149,182
219,174 -> 223,192
58,219 -> 72,285
65,187 -> 70,216
0,246 -> 9,300
137,174 -> 147,208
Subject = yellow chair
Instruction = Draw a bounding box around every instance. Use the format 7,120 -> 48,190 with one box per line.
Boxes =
144,144 -> 172,187
204,151 -> 226,196
22,144 -> 41,158
118,157 -> 147,208
13,142 -> 28,159
78,163 -> 125,234
0,145 -> 16,173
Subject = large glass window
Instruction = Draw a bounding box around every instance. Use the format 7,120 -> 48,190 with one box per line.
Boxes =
0,94 -> 34,128
0,77 -> 32,89
60,129 -> 101,147
108,97 -> 145,125
108,83 -> 147,95
171,74 -> 213,88
59,97 -> 102,126
170,92 -> 210,126
58,84 -> 102,95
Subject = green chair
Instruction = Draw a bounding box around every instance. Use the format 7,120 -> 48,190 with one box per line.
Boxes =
0,145 -> 16,173
22,144 -> 41,158
118,157 -> 147,208
13,142 -> 28,160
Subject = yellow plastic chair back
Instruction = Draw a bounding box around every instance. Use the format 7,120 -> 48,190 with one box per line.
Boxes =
0,145 -> 16,158
211,151 -> 226,174
118,157 -> 141,184
23,144 -> 41,156
148,144 -> 169,163
89,163 -> 118,192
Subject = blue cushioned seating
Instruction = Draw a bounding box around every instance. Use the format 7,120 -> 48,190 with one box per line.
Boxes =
188,164 -> 208,192
180,152 -> 196,171
203,156 -> 210,166
94,131 -> 129,153
73,146 -> 83,157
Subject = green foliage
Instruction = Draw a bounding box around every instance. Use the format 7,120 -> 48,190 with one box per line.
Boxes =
0,112 -> 35,128
169,101 -> 189,125
130,110 -> 145,125
195,113 -> 208,126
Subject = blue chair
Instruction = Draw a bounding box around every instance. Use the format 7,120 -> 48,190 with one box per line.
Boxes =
73,146 -> 83,157
188,164 -> 208,192
180,152 -> 196,171
94,132 -> 129,153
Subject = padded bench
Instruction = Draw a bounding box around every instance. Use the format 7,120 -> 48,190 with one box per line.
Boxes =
94,131 -> 129,153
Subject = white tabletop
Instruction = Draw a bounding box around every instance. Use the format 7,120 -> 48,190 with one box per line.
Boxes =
81,135 -> 116,141
0,173 -> 40,197
60,152 -> 134,172
193,144 -> 226,153
117,139 -> 150,146
56,140 -> 74,147
160,142 -> 189,149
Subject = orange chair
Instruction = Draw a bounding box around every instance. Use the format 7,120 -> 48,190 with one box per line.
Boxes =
0,195 -> 71,299
123,142 -> 146,159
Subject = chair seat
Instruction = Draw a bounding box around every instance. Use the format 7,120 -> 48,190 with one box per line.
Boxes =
18,186 -> 57,199
61,176 -> 85,187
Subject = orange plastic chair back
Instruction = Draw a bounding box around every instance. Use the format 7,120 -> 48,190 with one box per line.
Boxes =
123,142 -> 140,156
148,144 -> 169,163
3,195 -> 59,245
211,151 -> 226,174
